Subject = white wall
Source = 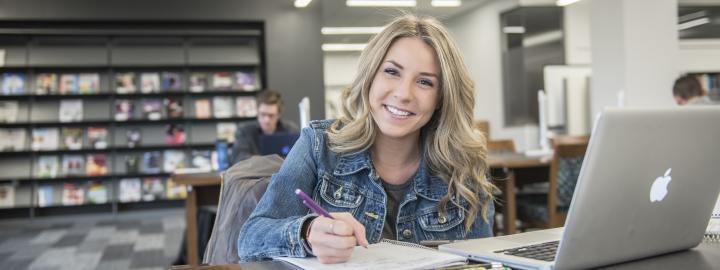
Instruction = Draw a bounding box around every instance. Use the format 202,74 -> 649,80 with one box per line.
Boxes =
324,52 -> 360,119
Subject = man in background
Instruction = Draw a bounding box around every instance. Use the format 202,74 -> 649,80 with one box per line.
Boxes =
231,90 -> 299,164
673,75 -> 717,106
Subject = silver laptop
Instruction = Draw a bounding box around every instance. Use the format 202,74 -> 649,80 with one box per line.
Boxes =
440,107 -> 720,270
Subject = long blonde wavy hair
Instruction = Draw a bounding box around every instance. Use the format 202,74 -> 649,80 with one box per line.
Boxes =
327,14 -> 496,231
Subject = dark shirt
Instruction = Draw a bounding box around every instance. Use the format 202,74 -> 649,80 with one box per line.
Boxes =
230,119 -> 299,165
381,179 -> 412,240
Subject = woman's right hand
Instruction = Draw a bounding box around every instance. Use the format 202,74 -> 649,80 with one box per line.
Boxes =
306,212 -> 370,264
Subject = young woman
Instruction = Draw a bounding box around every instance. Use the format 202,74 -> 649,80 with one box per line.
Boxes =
238,14 -> 496,264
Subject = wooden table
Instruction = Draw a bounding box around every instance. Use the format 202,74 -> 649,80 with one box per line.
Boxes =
172,172 -> 223,266
488,152 -> 552,235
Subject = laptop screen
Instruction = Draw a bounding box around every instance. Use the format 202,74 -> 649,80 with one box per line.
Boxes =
259,133 -> 300,157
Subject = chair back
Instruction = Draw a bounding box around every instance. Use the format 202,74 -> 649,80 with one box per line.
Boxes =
547,135 -> 589,227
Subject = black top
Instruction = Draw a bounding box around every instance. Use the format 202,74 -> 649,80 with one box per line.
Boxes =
230,119 -> 299,165
381,179 -> 412,240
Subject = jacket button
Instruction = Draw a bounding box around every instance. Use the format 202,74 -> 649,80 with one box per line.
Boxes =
438,216 -> 447,224
334,192 -> 341,200
402,229 -> 412,239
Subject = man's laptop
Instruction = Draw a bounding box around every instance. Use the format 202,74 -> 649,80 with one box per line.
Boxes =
259,133 -> 300,157
440,107 -> 720,270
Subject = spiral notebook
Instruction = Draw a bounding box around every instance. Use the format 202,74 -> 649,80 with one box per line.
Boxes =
706,194 -> 720,241
275,239 -> 467,270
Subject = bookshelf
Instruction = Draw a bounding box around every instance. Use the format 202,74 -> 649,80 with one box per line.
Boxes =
688,72 -> 720,101
0,21 -> 266,218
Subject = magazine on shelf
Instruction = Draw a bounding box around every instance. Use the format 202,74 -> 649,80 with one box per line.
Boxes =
35,73 -> 58,95
211,72 -> 233,90
78,73 -> 100,94
165,124 -> 186,145
212,96 -> 233,118
86,154 -> 108,176
37,185 -> 54,207
216,122 -> 236,143
87,126 -> 108,149
235,96 -> 257,117
114,99 -> 135,121
119,178 -> 142,202
59,74 -> 78,95
61,155 -> 85,176
0,128 -> 26,151
142,177 -> 165,201
126,128 -> 142,148
1,73 -> 26,95
161,71 -> 182,92
115,72 -> 137,94
86,182 -> 108,204
62,183 -> 84,206
166,179 -> 187,199
189,72 -> 208,92
141,151 -> 162,174
191,150 -> 212,172
0,184 -> 14,208
142,98 -> 163,120
0,101 -> 19,123
194,99 -> 211,119
36,155 -> 60,178
163,150 -> 186,173
125,154 -> 140,174
165,97 -> 183,119
234,70 -> 260,91
140,72 -> 161,93
32,127 -> 59,151
59,99 -> 83,122
61,127 -> 83,150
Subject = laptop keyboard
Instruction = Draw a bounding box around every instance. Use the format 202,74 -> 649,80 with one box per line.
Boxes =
493,240 -> 559,262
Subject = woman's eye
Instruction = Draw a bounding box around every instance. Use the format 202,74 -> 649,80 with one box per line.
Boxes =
384,68 -> 399,76
418,78 -> 434,87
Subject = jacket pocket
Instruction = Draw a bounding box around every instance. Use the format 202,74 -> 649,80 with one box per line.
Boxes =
417,204 -> 465,232
318,175 -> 364,209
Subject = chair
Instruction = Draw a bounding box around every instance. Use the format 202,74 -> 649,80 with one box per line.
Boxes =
475,120 -> 490,138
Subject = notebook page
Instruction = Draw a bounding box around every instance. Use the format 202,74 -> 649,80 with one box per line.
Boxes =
275,241 -> 466,270
706,193 -> 720,240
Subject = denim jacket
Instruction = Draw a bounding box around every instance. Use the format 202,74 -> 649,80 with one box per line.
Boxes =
237,120 -> 494,262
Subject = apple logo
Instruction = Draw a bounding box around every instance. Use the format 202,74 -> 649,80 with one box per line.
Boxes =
650,168 -> 672,202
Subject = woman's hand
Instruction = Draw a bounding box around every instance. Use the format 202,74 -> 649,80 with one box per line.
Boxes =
306,212 -> 370,264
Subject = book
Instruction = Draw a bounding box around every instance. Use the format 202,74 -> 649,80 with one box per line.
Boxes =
165,124 -> 186,145
234,70 -> 259,91
36,155 -> 60,178
194,99 -> 212,119
119,178 -> 142,202
166,179 -> 187,199
125,154 -> 140,174
142,177 -> 165,201
216,122 -> 236,143
142,98 -> 163,120
161,71 -> 182,92
212,72 -> 233,90
189,72 -> 208,92
0,128 -> 26,151
0,184 -> 14,208
35,73 -> 58,95
78,73 -> 100,94
86,182 -> 108,204
114,99 -> 135,121
87,127 -> 108,149
32,127 -> 59,151
275,239 -> 467,270
62,183 -> 84,206
706,194 -> 720,241
58,99 -> 83,122
59,74 -> 78,95
126,128 -> 142,148
212,96 -> 233,118
140,72 -> 161,93
61,127 -> 83,150
191,150 -> 212,172
235,96 -> 258,117
141,151 -> 162,174
37,185 -> 54,207
0,101 -> 19,123
163,150 -> 186,173
61,155 -> 85,176
85,154 -> 108,176
1,73 -> 26,95
115,72 -> 137,94
165,97 -> 184,119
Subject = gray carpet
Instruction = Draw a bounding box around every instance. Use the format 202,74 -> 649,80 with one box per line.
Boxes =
0,209 -> 185,270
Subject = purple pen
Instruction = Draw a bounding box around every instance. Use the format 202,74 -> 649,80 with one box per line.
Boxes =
295,189 -> 333,219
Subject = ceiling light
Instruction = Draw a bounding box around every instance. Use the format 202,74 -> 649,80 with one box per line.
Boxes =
294,0 -> 312,8
322,43 -> 367,51
556,0 -> 583,6
321,27 -> 384,35
431,0 -> 461,7
503,26 -> 526,34
346,0 -> 416,7
678,17 -> 710,31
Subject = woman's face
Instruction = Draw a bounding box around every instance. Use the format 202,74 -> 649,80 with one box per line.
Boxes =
369,37 -> 441,141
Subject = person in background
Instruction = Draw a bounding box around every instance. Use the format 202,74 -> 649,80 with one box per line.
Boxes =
673,75 -> 716,106
238,14 -> 496,264
231,90 -> 299,164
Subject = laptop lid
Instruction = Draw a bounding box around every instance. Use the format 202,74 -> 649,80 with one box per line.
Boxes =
259,133 -> 300,157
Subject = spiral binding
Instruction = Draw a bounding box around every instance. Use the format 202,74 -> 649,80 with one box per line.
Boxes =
381,239 -> 436,251
704,214 -> 720,242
